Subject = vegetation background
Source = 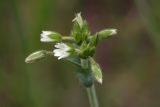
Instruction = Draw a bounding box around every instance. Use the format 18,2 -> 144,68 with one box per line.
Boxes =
0,0 -> 160,107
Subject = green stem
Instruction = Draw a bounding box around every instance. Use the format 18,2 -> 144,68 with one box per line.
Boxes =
87,85 -> 99,107
80,58 -> 89,69
80,59 -> 99,107
62,36 -> 75,42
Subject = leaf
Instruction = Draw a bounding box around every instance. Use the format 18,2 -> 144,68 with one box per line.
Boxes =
89,57 -> 103,84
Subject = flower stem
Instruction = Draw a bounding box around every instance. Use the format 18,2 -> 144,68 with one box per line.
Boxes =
62,36 -> 75,42
81,58 -> 89,69
80,58 -> 99,107
87,85 -> 99,107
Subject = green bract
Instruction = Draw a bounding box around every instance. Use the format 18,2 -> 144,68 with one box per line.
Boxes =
25,12 -> 117,87
89,57 -> 103,84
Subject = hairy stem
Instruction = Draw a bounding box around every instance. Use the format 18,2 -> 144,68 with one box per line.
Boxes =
62,36 -> 75,42
87,85 -> 99,107
80,58 -> 99,107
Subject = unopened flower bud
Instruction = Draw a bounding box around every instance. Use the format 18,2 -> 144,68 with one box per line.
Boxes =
97,29 -> 117,40
25,50 -> 52,63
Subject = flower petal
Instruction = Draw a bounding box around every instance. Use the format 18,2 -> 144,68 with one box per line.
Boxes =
53,42 -> 71,60
40,31 -> 54,42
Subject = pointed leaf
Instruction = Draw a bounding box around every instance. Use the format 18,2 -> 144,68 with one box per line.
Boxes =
89,57 -> 103,84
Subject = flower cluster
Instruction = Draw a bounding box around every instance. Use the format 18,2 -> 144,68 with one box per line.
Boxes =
25,13 -> 117,87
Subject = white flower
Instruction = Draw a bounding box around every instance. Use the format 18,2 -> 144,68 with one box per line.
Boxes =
40,31 -> 53,42
40,31 -> 61,42
53,43 -> 72,60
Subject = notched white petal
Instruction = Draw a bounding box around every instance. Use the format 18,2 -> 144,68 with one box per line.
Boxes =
40,31 -> 54,42
53,43 -> 72,60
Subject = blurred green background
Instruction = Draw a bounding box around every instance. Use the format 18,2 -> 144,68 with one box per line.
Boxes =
0,0 -> 160,107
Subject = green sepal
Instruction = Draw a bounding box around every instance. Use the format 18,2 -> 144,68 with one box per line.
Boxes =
89,57 -> 103,84
81,20 -> 90,41
71,22 -> 82,44
79,41 -> 90,59
76,67 -> 94,87
88,47 -> 96,57
71,13 -> 90,45
79,41 -> 96,59
88,34 -> 98,47
73,13 -> 83,29
48,32 -> 62,42
88,35 -> 97,57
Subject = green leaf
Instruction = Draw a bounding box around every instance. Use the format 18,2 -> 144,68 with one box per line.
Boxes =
97,28 -> 117,40
89,57 -> 103,84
